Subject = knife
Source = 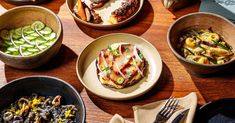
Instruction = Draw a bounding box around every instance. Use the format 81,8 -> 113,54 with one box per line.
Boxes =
172,109 -> 190,123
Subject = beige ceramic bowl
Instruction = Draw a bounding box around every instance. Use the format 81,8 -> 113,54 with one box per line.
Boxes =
76,33 -> 162,100
0,6 -> 63,69
167,12 -> 235,74
66,0 -> 144,29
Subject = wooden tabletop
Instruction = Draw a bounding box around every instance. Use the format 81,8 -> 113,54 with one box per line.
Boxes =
1,0 -> 235,122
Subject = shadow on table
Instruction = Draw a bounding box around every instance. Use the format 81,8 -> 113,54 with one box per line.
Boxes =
166,1 -> 201,20
86,62 -> 174,118
1,0 -> 65,14
190,62 -> 235,103
75,0 -> 154,38
4,44 -> 84,92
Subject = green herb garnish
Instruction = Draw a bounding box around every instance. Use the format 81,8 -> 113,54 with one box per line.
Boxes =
106,67 -> 111,74
108,46 -> 112,51
184,48 -> 195,55
127,72 -> 131,78
125,47 -> 129,52
139,53 -> 144,59
212,40 -> 229,50
198,45 -> 207,50
201,54 -> 217,64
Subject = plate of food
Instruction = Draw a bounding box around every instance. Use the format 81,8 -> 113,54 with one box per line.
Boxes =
76,33 -> 162,100
0,76 -> 85,123
66,0 -> 144,29
167,12 -> 235,74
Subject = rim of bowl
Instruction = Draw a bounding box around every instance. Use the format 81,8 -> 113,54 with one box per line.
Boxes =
0,75 -> 86,123
0,5 -> 62,59
76,33 -> 163,100
199,98 -> 235,110
66,0 -> 144,28
167,12 -> 235,67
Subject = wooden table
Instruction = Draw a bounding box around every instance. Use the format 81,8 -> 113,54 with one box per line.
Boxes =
1,0 -> 235,122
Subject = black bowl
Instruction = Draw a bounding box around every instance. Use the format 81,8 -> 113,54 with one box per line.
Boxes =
195,98 -> 235,123
0,76 -> 86,123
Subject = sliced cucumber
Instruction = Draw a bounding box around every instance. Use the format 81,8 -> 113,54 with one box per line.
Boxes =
21,44 -> 34,48
23,51 -> 33,56
4,40 -> 13,46
7,47 -> 18,52
0,21 -> 56,56
38,45 -> 47,49
45,32 -> 56,41
22,26 -> 34,34
36,39 -> 47,44
39,27 -> 52,35
27,48 -> 39,52
14,40 -> 25,45
116,77 -> 124,85
19,38 -> 25,42
30,33 -> 39,37
31,21 -> 45,31
15,28 -> 22,36
24,35 -> 37,40
12,33 -> 21,39
12,51 -> 20,56
0,30 -> 10,40
44,42 -> 54,46
4,50 -> 11,54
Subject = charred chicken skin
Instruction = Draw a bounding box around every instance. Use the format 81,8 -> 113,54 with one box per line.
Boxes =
109,0 -> 139,24
91,0 -> 110,9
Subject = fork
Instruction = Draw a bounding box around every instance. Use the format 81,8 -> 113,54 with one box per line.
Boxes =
153,97 -> 179,123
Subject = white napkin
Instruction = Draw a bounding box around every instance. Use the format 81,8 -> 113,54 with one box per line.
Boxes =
109,92 -> 197,123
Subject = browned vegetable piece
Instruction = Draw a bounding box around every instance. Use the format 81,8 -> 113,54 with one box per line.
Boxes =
76,0 -> 87,21
52,95 -> 62,106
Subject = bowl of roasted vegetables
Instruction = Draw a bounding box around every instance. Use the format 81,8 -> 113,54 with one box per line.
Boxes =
167,12 -> 235,74
0,5 -> 62,69
0,76 -> 85,123
66,0 -> 144,29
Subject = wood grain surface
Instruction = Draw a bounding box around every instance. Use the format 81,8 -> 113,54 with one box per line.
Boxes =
1,0 -> 235,122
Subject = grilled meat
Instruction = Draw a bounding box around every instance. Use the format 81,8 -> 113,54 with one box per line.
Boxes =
96,43 -> 146,89
109,0 -> 139,24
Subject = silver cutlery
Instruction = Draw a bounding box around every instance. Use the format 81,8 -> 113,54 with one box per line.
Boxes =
153,97 -> 179,123
172,109 -> 190,123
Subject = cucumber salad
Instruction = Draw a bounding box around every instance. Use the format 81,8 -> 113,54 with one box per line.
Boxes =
0,21 -> 57,56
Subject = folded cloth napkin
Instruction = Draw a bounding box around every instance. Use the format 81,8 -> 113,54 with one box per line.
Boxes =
109,114 -> 133,123
209,114 -> 235,123
109,92 -> 197,123
199,0 -> 235,21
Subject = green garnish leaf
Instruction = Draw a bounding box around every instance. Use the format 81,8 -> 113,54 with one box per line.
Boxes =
127,72 -> 131,78
106,67 -> 111,74
184,48 -> 195,55
198,45 -> 207,50
108,46 -> 112,51
201,54 -> 217,64
125,47 -> 129,52
139,53 -> 144,59
212,40 -> 229,50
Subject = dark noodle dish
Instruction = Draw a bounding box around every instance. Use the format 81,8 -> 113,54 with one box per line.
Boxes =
0,94 -> 78,123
